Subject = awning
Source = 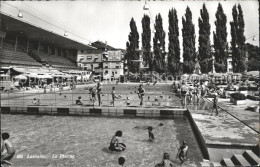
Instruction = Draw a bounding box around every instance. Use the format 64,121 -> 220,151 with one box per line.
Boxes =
36,74 -> 53,79
14,74 -> 27,80
12,67 -> 27,73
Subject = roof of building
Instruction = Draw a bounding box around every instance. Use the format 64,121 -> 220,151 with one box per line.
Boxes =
1,13 -> 96,50
91,41 -> 116,50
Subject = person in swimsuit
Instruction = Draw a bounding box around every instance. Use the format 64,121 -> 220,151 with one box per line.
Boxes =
108,131 -> 126,152
180,82 -> 188,107
156,152 -> 174,167
125,97 -> 131,106
148,126 -> 155,141
212,93 -> 219,116
1,133 -> 15,164
118,157 -> 126,167
76,96 -> 83,105
32,98 -> 38,105
177,140 -> 188,165
97,82 -> 102,106
137,84 -> 145,106
89,87 -> 96,102
111,87 -> 118,106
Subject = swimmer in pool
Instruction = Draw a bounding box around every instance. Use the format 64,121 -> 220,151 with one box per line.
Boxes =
1,133 -> 15,164
108,131 -> 126,152
118,157 -> 126,166
156,152 -> 174,167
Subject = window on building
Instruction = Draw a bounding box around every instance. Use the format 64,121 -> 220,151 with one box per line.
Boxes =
105,70 -> 108,74
115,71 -> 117,74
81,50 -> 84,53
229,68 -> 233,72
116,66 -> 119,69
105,66 -> 108,68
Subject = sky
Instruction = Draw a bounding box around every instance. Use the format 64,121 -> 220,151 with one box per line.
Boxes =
1,0 -> 259,56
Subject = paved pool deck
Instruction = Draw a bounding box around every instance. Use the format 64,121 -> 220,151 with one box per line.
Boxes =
187,98 -> 259,147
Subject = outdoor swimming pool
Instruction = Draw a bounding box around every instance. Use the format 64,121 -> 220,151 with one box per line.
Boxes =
1,83 -> 182,107
1,114 -> 203,167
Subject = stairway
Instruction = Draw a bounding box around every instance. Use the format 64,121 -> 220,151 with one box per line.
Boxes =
220,150 -> 259,166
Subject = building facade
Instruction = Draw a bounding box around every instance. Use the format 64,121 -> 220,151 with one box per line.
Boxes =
103,50 -> 124,81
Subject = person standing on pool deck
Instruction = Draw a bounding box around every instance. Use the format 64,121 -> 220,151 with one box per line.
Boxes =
211,93 -> 219,116
180,82 -> 188,107
90,87 -> 96,102
137,84 -> 145,106
1,133 -> 15,164
111,86 -> 119,106
97,82 -> 102,106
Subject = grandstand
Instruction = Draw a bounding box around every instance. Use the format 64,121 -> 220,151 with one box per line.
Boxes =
0,42 -> 42,67
0,13 -> 95,71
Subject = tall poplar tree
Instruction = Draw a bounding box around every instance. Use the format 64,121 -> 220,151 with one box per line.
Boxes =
153,13 -> 166,73
182,6 -> 196,73
213,3 -> 228,73
231,4 -> 246,72
168,8 -> 180,75
198,4 -> 211,73
141,14 -> 151,70
126,18 -> 139,73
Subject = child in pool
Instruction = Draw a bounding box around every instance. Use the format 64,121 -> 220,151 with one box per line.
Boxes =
177,140 -> 188,165
148,126 -> 155,141
155,152 -> 174,167
1,133 -> 15,164
108,131 -> 126,152
118,157 -> 126,167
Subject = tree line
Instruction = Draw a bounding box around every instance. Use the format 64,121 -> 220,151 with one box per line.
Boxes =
125,3 -> 256,76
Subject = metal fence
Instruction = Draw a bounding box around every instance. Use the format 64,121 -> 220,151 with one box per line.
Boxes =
1,90 -> 182,108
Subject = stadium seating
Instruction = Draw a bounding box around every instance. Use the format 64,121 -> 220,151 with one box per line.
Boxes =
0,42 -> 42,67
31,50 -> 78,69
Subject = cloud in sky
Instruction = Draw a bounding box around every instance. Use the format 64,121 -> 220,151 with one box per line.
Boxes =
2,0 -> 259,53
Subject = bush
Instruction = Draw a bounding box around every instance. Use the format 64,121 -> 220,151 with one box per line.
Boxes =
230,93 -> 246,100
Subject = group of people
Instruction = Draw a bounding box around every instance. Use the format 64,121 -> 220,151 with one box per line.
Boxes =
75,83 -> 146,107
155,140 -> 188,166
178,81 -> 219,115
109,126 -> 188,166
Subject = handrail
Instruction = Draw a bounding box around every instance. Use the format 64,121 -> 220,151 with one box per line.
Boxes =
203,97 -> 259,134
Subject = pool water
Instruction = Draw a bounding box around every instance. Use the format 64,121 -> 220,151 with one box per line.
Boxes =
1,114 -> 203,167
1,84 -> 182,107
